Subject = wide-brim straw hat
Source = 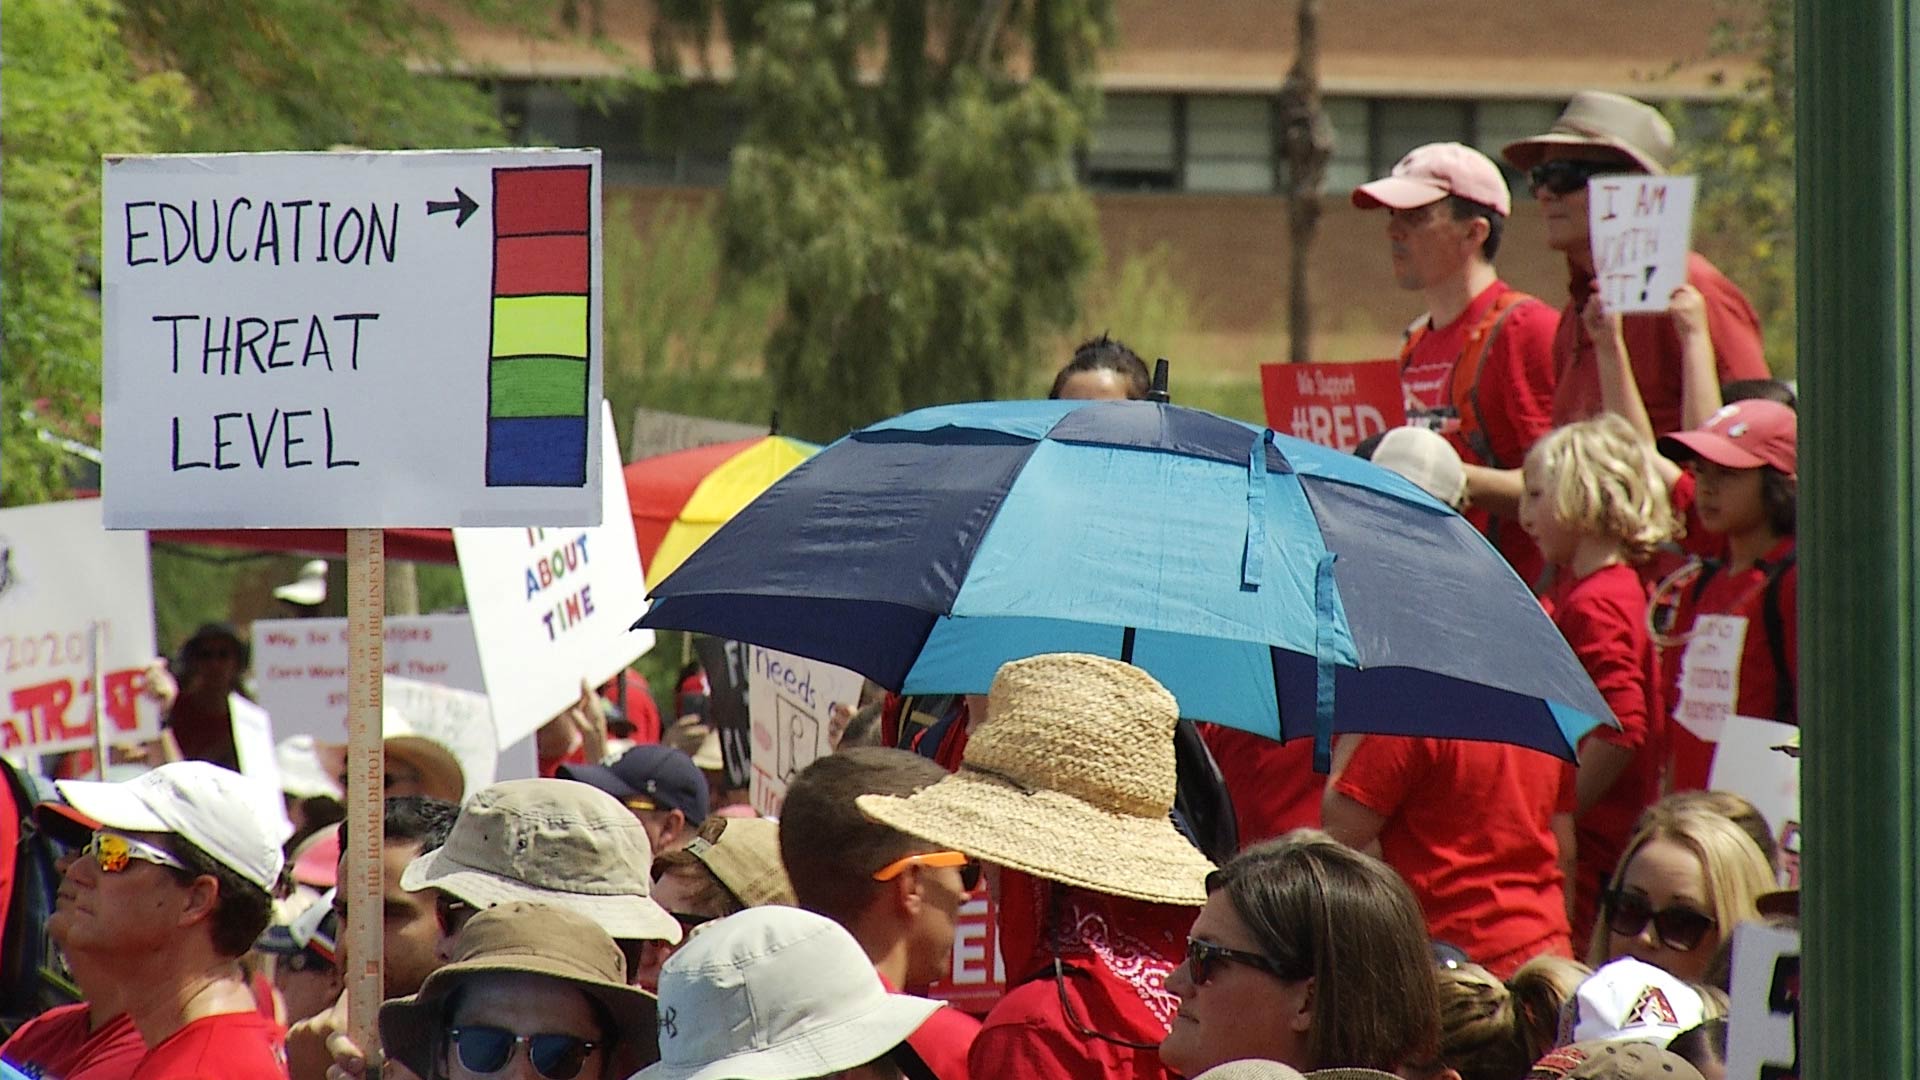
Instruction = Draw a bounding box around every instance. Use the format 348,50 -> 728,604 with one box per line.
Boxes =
1501,90 -> 1675,176
858,653 -> 1214,905
381,902 -> 658,1079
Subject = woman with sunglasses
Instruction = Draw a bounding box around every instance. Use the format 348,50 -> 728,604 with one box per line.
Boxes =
1587,808 -> 1774,982
377,901 -> 656,1080
1159,832 -> 1440,1077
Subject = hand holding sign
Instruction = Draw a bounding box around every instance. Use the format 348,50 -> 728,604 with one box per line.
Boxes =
1587,176 -> 1699,314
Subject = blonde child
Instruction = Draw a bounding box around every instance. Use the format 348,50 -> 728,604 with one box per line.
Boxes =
1520,415 -> 1679,942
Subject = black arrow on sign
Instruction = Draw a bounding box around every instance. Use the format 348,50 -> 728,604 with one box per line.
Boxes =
426,187 -> 479,228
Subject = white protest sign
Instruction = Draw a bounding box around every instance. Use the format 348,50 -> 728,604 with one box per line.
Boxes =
253,613 -> 486,737
1673,612 -> 1747,744
1726,921 -> 1800,1080
0,499 -> 161,756
456,403 -> 656,747
1708,715 -> 1801,888
102,148 -> 604,528
746,646 -> 866,817
1587,175 -> 1698,314
384,676 -> 499,792
228,694 -> 294,838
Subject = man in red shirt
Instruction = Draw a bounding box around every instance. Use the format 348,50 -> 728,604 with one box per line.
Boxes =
779,748 -> 983,1080
1323,735 -> 1574,978
1502,91 -> 1769,435
1354,142 -> 1561,584
46,761 -> 288,1079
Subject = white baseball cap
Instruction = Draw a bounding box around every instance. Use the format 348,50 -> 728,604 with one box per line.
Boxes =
1563,957 -> 1707,1046
56,760 -> 286,892
1369,426 -> 1467,508
638,907 -> 943,1080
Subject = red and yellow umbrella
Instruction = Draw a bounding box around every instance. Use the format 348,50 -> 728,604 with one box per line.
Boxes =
628,435 -> 819,582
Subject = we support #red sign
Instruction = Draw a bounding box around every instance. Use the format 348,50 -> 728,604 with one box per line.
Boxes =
1260,361 -> 1406,452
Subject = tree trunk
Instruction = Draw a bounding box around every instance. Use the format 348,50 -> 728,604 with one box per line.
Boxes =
1278,0 -> 1332,363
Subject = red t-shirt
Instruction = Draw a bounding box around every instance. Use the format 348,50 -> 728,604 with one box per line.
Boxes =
969,976 -> 1177,1080
1334,735 -> 1572,976
131,1011 -> 287,1080
880,971 -> 981,1080
2,1004 -> 146,1080
1198,724 -> 1322,846
1545,563 -> 1665,940
1661,537 -> 1799,791
1401,280 -> 1560,585
1550,253 -> 1768,432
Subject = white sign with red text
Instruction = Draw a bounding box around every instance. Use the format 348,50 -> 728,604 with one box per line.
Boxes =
252,613 -> 486,736
0,499 -> 160,756
923,890 -> 1008,1015
1587,175 -> 1698,314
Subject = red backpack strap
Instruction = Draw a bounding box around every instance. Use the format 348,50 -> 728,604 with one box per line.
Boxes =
1448,290 -> 1543,468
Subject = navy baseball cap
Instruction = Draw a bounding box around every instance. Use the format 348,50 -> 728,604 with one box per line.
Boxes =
559,745 -> 709,824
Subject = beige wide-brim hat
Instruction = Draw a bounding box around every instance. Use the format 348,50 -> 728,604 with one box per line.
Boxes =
380,902 -> 657,1079
859,653 -> 1214,906
1501,90 -> 1675,176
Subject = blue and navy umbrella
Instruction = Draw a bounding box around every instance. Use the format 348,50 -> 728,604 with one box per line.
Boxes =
637,399 -> 1613,769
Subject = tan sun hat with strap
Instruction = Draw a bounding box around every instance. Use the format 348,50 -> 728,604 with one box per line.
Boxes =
858,652 -> 1215,905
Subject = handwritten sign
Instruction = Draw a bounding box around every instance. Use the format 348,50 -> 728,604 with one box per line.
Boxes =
1674,612 -> 1746,744
252,613 -> 486,736
745,646 -> 865,817
101,148 -> 605,529
923,890 -> 1008,1015
1727,921 -> 1800,1080
1260,362 -> 1404,452
1587,175 -> 1698,314
456,403 -> 656,747
0,500 -> 160,756
1707,716 -> 1801,888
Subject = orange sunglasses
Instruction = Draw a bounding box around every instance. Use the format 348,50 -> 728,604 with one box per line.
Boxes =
871,851 -> 982,891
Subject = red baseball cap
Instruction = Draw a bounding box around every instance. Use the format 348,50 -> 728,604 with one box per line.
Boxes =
1658,399 -> 1798,476
1352,142 -> 1512,217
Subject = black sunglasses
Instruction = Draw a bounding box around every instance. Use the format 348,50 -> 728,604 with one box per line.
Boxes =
1603,889 -> 1717,952
448,1026 -> 599,1079
1528,158 -> 1631,196
1185,937 -> 1283,985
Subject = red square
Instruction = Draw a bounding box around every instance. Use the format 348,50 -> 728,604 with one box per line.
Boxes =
494,234 -> 590,296
493,166 -> 591,237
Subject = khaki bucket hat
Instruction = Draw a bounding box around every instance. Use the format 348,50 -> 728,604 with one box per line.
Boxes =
379,902 -> 658,1080
400,778 -> 682,943
858,653 -> 1215,905
1501,91 -> 1676,176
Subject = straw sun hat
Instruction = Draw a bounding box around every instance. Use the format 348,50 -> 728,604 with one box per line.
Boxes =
858,653 -> 1215,905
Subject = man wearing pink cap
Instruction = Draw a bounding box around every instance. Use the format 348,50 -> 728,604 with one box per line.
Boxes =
1354,141 -> 1560,586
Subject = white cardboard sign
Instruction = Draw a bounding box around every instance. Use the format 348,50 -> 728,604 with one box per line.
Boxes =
455,404 -> 655,747
1707,715 -> 1801,888
746,646 -> 866,817
1726,921 -> 1800,1080
102,148 -> 604,528
252,613 -> 487,736
384,676 -> 499,792
1587,175 -> 1698,314
0,499 -> 161,755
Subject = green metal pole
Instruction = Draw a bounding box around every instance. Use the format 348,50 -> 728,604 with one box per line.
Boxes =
1800,1 -> 1916,1075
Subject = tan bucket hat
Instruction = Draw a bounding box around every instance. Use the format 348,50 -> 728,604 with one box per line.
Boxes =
379,902 -> 658,1080
858,653 -> 1215,905
687,818 -> 795,908
1501,91 -> 1675,176
400,778 -> 682,943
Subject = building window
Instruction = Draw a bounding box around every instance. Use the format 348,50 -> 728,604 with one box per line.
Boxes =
1371,98 -> 1473,173
1186,95 -> 1275,193
1321,96 -> 1372,193
1475,99 -> 1566,199
1086,94 -> 1180,191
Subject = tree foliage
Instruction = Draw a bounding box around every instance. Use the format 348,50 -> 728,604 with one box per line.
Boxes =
1684,0 -> 1795,372
667,0 -> 1108,441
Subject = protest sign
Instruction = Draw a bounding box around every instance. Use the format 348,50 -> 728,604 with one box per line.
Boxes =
102,148 -> 604,529
1587,175 -> 1698,314
1673,612 -> 1745,744
456,404 -> 656,746
0,499 -> 160,756
1727,921 -> 1800,1080
385,676 -> 499,792
1708,715 -> 1801,888
745,646 -> 865,817
924,890 -> 1008,1015
693,635 -> 752,791
253,614 -> 486,737
1260,361 -> 1404,452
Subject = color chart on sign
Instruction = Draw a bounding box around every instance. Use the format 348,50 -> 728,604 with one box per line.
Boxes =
487,165 -> 593,487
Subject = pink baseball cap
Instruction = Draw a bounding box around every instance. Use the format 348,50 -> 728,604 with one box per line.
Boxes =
1352,142 -> 1513,217
1658,399 -> 1798,477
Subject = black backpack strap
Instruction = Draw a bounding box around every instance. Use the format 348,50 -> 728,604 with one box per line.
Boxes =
1689,559 -> 1724,607
1760,548 -> 1798,723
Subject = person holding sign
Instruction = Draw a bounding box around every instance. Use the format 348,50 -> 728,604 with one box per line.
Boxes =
1501,92 -> 1769,437
1352,142 -> 1561,585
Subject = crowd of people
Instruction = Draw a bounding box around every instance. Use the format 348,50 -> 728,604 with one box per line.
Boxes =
0,88 -> 1798,1080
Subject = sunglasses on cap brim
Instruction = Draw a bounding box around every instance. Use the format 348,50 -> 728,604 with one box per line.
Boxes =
82,831 -> 187,874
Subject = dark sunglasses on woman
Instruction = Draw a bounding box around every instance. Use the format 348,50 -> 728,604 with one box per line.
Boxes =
1603,889 -> 1717,952
1185,936 -> 1285,985
448,1026 -> 598,1079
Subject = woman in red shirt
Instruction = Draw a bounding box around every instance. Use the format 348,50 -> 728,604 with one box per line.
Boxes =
1521,414 -> 1678,942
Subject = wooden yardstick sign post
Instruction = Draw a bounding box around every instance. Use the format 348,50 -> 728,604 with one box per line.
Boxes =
101,148 -> 606,1068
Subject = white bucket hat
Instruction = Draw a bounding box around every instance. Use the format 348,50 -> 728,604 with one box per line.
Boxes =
638,907 -> 942,1080
400,778 -> 682,943
55,760 -> 286,891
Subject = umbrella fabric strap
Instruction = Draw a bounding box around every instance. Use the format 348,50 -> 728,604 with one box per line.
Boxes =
1312,553 -> 1339,774
1243,430 -> 1274,589
963,761 -> 1038,795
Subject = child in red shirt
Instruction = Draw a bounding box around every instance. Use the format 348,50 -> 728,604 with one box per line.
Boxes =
1652,400 -> 1798,791
1522,414 -> 1679,942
